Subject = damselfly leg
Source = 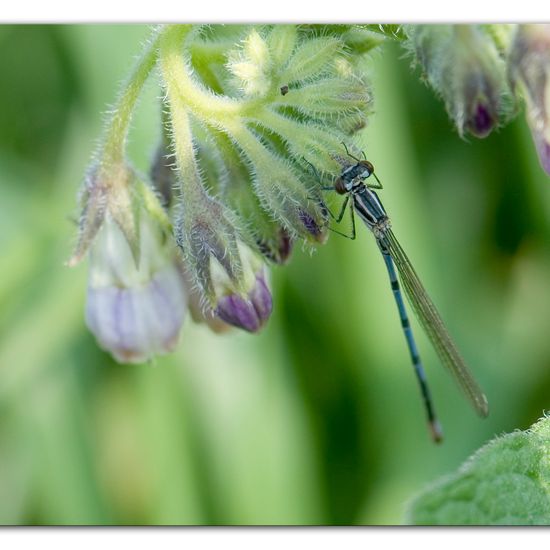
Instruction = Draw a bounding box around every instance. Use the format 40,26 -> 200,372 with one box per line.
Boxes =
318,188 -> 357,240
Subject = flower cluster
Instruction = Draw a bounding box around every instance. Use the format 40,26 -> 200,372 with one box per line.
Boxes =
69,24 -> 376,363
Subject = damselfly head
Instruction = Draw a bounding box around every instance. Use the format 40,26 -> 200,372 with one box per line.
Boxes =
339,157 -> 376,189
357,159 -> 375,179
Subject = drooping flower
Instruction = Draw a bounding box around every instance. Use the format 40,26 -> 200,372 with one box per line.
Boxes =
404,24 -> 512,138
85,214 -> 187,363
70,161 -> 187,363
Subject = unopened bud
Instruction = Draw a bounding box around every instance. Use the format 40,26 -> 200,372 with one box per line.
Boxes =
69,164 -> 141,267
257,227 -> 294,265
215,266 -> 273,333
405,25 -> 511,138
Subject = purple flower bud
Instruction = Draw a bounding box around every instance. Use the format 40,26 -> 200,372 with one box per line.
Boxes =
175,182 -> 277,333
299,208 -> 328,243
205,241 -> 274,333
509,24 -> 550,176
257,227 -> 294,264
465,97 -> 496,138
460,65 -> 501,138
178,195 -> 274,333
179,262 -> 234,334
85,217 -> 188,363
404,25 -> 510,139
215,269 -> 273,333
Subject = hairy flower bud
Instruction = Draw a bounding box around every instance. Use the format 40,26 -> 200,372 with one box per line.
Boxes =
69,164 -> 141,267
177,193 -> 243,294
178,192 -> 273,333
509,24 -> 550,175
227,29 -> 272,97
212,244 -> 273,333
180,264 -> 234,334
257,227 -> 293,265
182,250 -> 273,334
86,216 -> 188,363
404,25 -> 512,138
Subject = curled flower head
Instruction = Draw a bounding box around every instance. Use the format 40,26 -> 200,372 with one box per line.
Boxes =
160,24 -> 374,252
72,24 -> 382,359
404,24 -> 512,138
509,24 -> 550,175
156,24 -> 378,335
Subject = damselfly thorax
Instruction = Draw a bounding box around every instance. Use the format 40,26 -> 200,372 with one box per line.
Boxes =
351,185 -> 392,240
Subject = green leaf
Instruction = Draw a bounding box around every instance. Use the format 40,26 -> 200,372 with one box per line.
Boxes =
407,416 -> 550,525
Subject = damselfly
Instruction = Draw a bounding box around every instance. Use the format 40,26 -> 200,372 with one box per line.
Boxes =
324,146 -> 489,442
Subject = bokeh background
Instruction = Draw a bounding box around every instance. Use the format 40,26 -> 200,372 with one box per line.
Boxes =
1,24 -> 550,525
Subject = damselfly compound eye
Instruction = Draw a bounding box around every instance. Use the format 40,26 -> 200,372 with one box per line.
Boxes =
334,177 -> 348,195
363,160 -> 375,175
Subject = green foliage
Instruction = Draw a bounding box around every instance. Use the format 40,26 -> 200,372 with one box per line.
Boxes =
0,26 -> 81,171
407,416 -> 550,525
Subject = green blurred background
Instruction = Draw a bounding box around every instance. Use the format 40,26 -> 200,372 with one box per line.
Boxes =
1,25 -> 550,525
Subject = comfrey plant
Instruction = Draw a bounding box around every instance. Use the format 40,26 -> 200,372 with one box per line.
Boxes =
69,24 -> 550,364
69,24 -> 375,362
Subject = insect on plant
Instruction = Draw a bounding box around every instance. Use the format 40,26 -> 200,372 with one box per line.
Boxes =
321,145 -> 489,442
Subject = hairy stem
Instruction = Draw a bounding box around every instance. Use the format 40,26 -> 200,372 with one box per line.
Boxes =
101,27 -> 164,172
